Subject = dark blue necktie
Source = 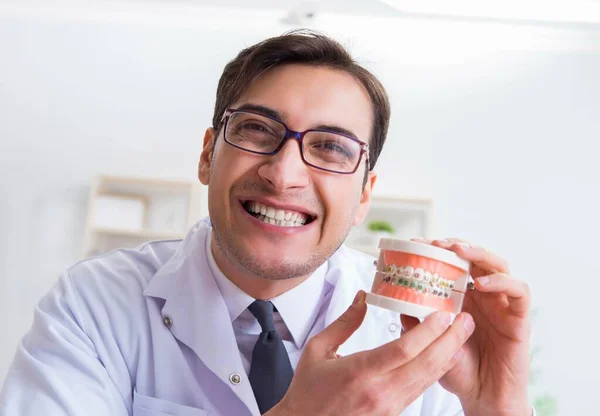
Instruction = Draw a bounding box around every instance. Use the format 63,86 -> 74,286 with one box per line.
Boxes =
247,300 -> 294,414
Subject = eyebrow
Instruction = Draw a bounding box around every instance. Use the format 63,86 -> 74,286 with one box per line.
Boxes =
234,103 -> 360,141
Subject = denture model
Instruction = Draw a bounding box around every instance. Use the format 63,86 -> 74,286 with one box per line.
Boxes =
366,238 -> 472,320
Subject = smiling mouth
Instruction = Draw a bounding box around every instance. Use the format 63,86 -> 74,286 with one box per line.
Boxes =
242,200 -> 315,228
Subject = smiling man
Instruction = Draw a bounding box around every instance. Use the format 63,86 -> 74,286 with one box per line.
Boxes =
0,31 -> 533,416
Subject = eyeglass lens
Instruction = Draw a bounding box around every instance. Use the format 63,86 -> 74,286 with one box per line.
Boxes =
225,111 -> 362,173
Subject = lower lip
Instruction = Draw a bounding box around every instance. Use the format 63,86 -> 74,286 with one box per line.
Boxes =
237,201 -> 316,235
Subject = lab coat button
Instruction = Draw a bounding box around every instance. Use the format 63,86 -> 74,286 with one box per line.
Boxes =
388,322 -> 399,333
229,373 -> 242,385
163,315 -> 173,328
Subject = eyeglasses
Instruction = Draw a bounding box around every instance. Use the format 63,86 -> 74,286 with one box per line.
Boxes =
220,108 -> 369,174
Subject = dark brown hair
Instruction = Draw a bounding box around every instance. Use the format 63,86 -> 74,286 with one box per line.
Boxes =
212,29 -> 390,171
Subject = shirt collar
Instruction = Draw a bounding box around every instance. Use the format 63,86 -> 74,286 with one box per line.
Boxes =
270,263 -> 328,349
206,229 -> 329,349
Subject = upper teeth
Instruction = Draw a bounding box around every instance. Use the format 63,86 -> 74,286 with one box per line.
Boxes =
247,202 -> 309,226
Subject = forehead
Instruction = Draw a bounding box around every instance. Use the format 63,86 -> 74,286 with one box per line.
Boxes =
234,64 -> 373,142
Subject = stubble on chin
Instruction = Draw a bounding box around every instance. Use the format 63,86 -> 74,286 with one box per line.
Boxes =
211,222 -> 353,281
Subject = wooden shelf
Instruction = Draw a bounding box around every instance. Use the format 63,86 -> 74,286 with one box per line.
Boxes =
82,175 -> 204,257
345,196 -> 434,253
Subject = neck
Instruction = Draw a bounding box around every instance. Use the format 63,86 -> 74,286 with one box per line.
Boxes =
210,234 -> 310,300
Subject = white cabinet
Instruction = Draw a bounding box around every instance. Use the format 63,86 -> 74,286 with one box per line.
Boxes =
82,175 -> 204,257
345,197 -> 434,256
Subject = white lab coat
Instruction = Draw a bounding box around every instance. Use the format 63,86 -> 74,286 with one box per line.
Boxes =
0,218 -> 463,416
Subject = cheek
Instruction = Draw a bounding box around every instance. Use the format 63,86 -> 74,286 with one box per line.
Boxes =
321,178 -> 363,225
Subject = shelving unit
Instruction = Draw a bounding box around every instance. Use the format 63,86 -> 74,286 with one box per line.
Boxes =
345,196 -> 434,257
82,175 -> 204,257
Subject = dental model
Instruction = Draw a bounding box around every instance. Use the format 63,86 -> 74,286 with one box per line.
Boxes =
366,238 -> 472,320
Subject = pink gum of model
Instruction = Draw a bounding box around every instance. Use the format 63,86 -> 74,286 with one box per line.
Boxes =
372,251 -> 466,313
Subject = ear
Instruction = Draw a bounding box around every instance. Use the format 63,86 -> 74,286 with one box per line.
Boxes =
353,171 -> 377,226
198,128 -> 216,185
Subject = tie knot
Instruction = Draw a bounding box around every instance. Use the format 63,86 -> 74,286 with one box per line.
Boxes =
248,300 -> 276,333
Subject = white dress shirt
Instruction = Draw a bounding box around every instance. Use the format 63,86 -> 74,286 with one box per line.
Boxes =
207,231 -> 332,375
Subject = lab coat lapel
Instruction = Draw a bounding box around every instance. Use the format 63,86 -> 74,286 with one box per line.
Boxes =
145,222 -> 261,416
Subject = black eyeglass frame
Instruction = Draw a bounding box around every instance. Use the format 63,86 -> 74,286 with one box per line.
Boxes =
220,108 -> 370,175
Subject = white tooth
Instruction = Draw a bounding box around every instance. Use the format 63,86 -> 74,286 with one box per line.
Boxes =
284,211 -> 292,221
403,266 -> 414,278
290,213 -> 298,222
268,217 -> 275,225
275,209 -> 285,221
413,268 -> 424,281
251,202 -> 258,213
260,204 -> 267,215
299,215 -> 307,225
284,221 -> 293,227
266,207 -> 275,219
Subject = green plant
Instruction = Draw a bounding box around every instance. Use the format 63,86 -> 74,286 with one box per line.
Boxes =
367,220 -> 395,234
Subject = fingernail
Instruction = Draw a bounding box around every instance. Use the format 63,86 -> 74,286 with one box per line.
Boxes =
477,276 -> 490,286
463,314 -> 475,333
353,291 -> 365,305
456,242 -> 471,248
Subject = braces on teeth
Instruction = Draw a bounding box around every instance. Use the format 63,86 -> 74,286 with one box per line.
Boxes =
381,265 -> 455,298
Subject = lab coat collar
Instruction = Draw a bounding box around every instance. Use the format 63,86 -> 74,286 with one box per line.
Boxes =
144,218 -> 396,414
144,219 -> 261,416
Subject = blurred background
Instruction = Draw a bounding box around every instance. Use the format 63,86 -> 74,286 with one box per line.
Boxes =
1,1 -> 599,414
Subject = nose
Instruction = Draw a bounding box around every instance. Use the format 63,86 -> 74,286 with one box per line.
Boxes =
257,138 -> 310,192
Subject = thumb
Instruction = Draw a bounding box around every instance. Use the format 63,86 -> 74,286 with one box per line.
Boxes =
307,290 -> 367,358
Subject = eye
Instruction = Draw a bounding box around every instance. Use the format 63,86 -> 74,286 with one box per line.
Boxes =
238,121 -> 271,134
313,141 -> 352,157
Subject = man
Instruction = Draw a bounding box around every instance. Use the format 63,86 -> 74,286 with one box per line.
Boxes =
0,30 -> 533,415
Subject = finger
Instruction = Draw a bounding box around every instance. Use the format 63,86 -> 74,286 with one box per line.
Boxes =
450,244 -> 510,274
385,312 -> 475,396
476,273 -> 531,314
357,310 -> 453,375
431,238 -> 473,249
400,315 -> 419,333
305,291 -> 367,359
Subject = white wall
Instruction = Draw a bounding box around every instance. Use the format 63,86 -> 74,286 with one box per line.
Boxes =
1,5 -> 599,414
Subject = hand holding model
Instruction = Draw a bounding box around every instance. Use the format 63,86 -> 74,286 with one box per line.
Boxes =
266,290 -> 476,416
401,238 -> 532,416
268,237 -> 531,416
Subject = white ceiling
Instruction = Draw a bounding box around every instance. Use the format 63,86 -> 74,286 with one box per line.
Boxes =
134,0 -> 402,17
125,0 -> 600,24
1,0 -> 600,25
